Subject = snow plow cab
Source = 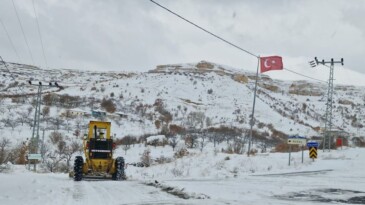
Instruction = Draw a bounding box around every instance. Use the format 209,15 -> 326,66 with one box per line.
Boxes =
71,121 -> 126,181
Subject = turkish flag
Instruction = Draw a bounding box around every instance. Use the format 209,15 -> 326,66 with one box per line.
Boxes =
260,56 -> 283,73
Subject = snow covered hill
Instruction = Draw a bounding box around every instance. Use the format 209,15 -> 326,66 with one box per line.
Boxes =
1,60 -> 364,144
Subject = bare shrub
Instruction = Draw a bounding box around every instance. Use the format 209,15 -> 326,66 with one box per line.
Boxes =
273,143 -> 301,153
100,98 -> 116,113
140,149 -> 151,167
171,167 -> 184,177
248,148 -> 258,156
154,120 -> 161,129
155,155 -> 173,164
169,124 -> 185,135
184,134 -> 198,148
49,132 -> 63,145
10,142 -> 27,164
222,144 -> 234,154
174,146 -> 189,159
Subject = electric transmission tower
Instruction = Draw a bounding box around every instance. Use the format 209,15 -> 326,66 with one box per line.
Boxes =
311,57 -> 344,152
28,81 -> 60,171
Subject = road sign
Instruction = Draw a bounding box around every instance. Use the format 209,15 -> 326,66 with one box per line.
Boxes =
288,136 -> 306,145
28,154 -> 42,160
309,147 -> 317,159
288,138 -> 306,145
307,141 -> 319,148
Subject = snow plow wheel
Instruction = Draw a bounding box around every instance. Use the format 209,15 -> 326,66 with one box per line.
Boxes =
112,157 -> 126,181
74,156 -> 84,181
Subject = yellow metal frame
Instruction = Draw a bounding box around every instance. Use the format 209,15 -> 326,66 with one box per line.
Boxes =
88,121 -> 112,139
82,121 -> 116,176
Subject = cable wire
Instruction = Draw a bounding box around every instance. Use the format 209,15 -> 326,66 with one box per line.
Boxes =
0,56 -> 29,96
150,0 -> 258,58
0,18 -> 21,62
32,0 -> 48,69
284,68 -> 327,83
11,0 -> 35,65
0,56 -> 34,104
151,0 -> 326,84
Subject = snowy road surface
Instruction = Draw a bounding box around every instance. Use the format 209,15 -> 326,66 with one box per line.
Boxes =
0,172 -> 188,205
1,168 -> 364,205
1,148 -> 365,204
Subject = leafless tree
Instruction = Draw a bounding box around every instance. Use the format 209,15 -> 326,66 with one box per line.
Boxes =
44,151 -> 64,172
16,111 -> 29,126
0,138 -> 11,164
122,145 -> 130,155
199,133 -> 208,152
27,106 -> 33,116
169,135 -> 178,151
185,133 -> 198,148
63,140 -> 82,168
74,117 -> 83,130
1,117 -> 18,130
186,112 -> 205,129
0,97 -> 4,106
50,117 -> 64,131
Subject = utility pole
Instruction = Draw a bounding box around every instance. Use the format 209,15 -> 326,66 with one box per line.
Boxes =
28,81 -> 60,171
312,57 -> 344,152
247,57 -> 260,156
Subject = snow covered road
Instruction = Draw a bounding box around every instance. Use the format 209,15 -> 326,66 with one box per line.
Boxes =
1,167 -> 364,205
1,148 -> 365,205
0,172 -> 188,205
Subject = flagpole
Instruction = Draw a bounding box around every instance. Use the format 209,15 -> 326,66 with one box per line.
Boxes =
247,56 -> 260,157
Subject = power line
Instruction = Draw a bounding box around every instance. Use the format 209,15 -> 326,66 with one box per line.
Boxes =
11,0 -> 35,65
32,0 -> 48,69
0,56 -> 37,109
150,0 -> 327,84
0,18 -> 21,62
284,68 -> 327,83
150,0 -> 258,58
0,56 -> 30,96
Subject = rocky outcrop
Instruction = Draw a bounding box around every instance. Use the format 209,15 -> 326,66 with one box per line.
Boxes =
233,74 -> 249,84
338,99 -> 355,106
289,81 -> 323,96
196,61 -> 214,70
259,83 -> 279,92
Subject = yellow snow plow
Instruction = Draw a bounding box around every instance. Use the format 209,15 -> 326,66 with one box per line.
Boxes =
70,121 -> 126,181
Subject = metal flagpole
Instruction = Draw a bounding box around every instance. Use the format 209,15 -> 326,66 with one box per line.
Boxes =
247,56 -> 260,157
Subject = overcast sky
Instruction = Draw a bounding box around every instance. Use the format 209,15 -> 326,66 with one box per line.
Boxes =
0,0 -> 364,85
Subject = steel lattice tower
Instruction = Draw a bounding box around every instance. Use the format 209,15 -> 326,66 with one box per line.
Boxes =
28,81 -> 60,170
314,57 -> 344,152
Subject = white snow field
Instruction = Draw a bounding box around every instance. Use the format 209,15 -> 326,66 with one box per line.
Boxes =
1,147 -> 364,205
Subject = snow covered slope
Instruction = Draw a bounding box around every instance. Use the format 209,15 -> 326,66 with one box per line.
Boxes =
1,60 -> 364,144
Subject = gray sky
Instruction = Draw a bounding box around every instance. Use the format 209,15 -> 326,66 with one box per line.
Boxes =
0,0 -> 364,85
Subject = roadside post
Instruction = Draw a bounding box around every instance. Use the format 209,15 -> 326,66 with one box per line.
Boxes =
27,154 -> 42,171
287,136 -> 307,166
307,141 -> 319,162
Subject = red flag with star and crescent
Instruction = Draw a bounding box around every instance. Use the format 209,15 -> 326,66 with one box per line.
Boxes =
260,56 -> 283,73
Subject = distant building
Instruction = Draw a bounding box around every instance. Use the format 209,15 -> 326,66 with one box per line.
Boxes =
91,110 -> 106,118
115,112 -> 128,119
60,108 -> 88,117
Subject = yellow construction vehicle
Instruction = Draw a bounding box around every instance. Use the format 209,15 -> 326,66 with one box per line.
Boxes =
72,121 -> 126,181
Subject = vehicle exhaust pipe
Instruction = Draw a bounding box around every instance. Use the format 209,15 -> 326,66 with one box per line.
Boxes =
94,125 -> 97,139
